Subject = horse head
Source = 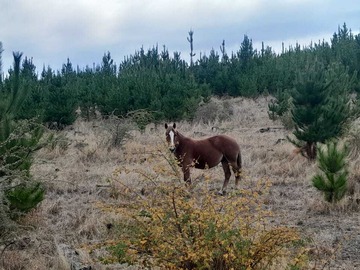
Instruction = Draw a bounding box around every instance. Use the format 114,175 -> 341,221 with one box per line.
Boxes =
165,123 -> 178,152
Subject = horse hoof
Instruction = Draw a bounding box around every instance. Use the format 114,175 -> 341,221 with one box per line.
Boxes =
217,190 -> 226,196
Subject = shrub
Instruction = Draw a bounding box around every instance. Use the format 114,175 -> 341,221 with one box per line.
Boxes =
126,109 -> 154,133
103,116 -> 135,148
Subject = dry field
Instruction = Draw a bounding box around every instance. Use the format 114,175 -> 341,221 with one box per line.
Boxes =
2,96 -> 360,269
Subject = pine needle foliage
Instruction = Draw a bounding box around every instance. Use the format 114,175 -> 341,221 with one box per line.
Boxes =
312,141 -> 349,203
5,182 -> 44,218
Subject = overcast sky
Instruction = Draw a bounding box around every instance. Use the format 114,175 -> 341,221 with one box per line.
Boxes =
1,0 -> 360,74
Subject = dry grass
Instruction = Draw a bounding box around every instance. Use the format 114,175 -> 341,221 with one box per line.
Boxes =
1,96 -> 360,269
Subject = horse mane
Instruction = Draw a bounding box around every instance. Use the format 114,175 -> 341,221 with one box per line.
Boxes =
175,131 -> 194,145
175,130 -> 185,139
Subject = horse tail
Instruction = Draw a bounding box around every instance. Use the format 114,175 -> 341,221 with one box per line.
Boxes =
237,151 -> 242,169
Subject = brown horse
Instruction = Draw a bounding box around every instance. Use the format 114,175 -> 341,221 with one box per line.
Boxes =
165,123 -> 242,194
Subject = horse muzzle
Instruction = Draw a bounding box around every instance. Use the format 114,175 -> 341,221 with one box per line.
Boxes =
169,146 -> 176,152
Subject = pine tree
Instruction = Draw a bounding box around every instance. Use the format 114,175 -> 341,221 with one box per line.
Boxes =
0,42 -> 3,82
268,89 -> 291,120
289,61 -> 351,159
43,59 -> 77,128
239,35 -> 255,70
0,52 -> 45,240
17,57 -> 44,120
187,29 -> 196,67
0,52 -> 25,142
312,141 -> 348,203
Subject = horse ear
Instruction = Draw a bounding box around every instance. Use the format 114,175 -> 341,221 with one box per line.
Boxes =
173,123 -> 176,129
165,123 -> 168,129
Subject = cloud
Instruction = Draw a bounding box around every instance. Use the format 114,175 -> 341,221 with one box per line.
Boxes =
0,0 -> 359,73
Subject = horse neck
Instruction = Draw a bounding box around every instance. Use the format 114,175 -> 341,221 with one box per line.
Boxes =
176,131 -> 184,139
175,131 -> 191,153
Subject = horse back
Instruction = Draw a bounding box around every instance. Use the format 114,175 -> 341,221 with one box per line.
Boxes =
207,135 -> 240,154
186,135 -> 240,168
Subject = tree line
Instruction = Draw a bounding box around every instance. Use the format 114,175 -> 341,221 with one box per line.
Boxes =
0,23 -> 359,128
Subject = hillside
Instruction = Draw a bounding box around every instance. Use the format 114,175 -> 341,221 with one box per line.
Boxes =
2,96 -> 360,269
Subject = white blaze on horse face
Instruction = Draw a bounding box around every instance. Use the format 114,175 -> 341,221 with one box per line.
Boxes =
169,130 -> 175,150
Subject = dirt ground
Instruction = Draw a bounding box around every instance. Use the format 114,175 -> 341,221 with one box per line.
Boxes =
2,96 -> 360,269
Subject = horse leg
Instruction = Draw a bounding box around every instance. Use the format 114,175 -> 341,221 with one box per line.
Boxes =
219,160 -> 231,195
183,164 -> 191,185
232,166 -> 241,188
232,153 -> 242,189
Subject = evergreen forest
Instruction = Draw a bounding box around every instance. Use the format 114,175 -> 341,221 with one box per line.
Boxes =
1,23 -> 360,127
